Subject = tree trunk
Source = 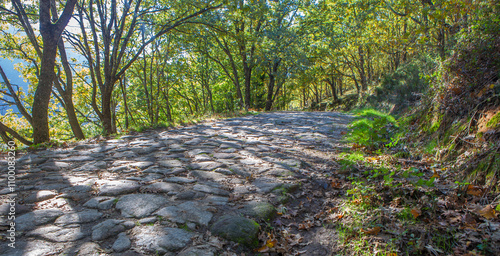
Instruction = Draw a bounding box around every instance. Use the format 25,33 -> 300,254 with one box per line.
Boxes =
32,0 -> 77,144
265,59 -> 280,111
32,40 -> 58,144
326,77 -> 338,102
101,85 -> 115,135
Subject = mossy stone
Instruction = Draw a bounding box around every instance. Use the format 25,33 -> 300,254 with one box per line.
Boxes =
241,201 -> 276,221
210,216 -> 260,248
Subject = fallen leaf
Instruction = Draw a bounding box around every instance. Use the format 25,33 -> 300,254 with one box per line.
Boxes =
466,185 -> 484,197
478,205 -> 497,220
330,181 -> 342,189
411,208 -> 422,218
430,169 -> 440,179
352,199 -> 362,205
266,238 -> 277,248
254,245 -> 269,252
361,226 -> 381,235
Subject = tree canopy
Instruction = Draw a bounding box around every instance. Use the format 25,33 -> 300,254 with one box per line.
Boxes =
0,0 -> 488,145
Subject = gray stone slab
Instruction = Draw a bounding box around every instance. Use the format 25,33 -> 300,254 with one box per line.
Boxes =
164,177 -> 197,184
142,182 -> 183,193
113,232 -> 131,252
252,177 -> 283,193
92,219 -> 133,241
132,226 -> 194,254
54,210 -> 103,225
59,155 -> 95,162
99,180 -> 140,196
15,209 -> 64,232
83,196 -> 116,210
189,161 -> 226,171
24,190 -> 57,203
116,194 -> 169,218
155,201 -> 213,226
193,184 -> 230,196
190,170 -> 228,181
38,161 -> 71,171
74,161 -> 107,171
158,159 -> 184,168
212,153 -> 239,159
27,225 -> 87,242
128,161 -> 155,169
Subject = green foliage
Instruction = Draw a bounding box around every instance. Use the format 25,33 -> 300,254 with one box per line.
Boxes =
346,109 -> 398,149
486,112 -> 500,129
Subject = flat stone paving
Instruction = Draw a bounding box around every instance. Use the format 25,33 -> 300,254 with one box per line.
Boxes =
0,111 -> 351,255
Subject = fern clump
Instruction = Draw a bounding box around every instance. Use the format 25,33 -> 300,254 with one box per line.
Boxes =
346,109 -> 398,149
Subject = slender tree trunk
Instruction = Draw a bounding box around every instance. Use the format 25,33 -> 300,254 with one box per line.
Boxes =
120,77 -> 129,129
339,77 -> 343,96
56,40 -> 85,140
358,46 -> 367,91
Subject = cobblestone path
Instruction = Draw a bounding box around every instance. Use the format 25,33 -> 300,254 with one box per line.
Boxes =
0,111 -> 352,256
